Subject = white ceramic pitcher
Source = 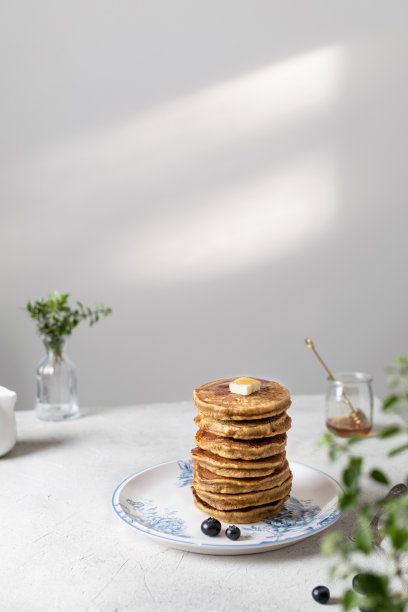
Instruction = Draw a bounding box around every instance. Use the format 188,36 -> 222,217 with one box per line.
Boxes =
0,386 -> 17,456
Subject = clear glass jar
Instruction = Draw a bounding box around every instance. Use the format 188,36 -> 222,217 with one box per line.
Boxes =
325,372 -> 373,437
35,335 -> 79,421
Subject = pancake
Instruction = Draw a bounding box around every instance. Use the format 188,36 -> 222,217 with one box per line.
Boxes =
191,447 -> 285,477
193,378 -> 291,420
194,411 -> 291,440
195,429 -> 287,460
193,459 -> 291,494
193,474 -> 292,510
193,488 -> 290,523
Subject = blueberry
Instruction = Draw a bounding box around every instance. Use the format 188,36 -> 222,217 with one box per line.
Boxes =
201,517 -> 221,537
312,585 -> 330,604
226,525 -> 241,541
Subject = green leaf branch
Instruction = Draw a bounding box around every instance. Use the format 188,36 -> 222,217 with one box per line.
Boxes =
321,355 -> 408,610
26,290 -> 112,357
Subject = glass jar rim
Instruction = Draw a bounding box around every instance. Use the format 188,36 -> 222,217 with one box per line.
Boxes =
328,371 -> 372,384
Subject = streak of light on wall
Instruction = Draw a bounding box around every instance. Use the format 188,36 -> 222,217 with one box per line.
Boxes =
113,151 -> 338,283
3,46 -> 343,284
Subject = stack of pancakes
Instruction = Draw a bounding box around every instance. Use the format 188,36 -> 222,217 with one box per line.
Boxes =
191,378 -> 292,523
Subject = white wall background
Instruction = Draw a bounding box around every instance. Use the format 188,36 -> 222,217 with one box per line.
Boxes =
1,1 -> 407,410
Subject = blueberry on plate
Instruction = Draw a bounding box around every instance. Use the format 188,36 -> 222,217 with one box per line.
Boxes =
312,585 -> 330,604
226,525 -> 241,541
201,517 -> 221,537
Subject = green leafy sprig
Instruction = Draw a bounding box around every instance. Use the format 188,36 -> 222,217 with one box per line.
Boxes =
26,291 -> 112,357
321,355 -> 408,611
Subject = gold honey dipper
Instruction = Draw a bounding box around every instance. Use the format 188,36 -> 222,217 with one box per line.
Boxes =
305,337 -> 368,429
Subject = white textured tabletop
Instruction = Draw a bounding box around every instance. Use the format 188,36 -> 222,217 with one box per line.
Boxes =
1,395 -> 405,612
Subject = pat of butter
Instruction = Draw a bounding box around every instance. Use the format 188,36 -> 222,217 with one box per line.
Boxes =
229,377 -> 261,395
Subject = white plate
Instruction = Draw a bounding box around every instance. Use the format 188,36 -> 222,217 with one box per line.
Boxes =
112,459 -> 342,555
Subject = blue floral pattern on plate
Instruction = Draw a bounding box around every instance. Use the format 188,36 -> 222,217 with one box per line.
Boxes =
177,460 -> 193,487
112,459 -> 342,554
175,459 -> 339,540
243,496 -> 339,541
121,497 -> 187,536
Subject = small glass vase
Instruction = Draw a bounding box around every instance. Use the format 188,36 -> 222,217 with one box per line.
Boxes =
35,335 -> 79,421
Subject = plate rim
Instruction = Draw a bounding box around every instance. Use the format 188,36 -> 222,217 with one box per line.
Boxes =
112,458 -> 343,550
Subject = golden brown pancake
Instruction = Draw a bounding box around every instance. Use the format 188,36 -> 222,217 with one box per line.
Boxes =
193,378 -> 291,420
195,429 -> 287,460
193,459 -> 291,494
193,474 -> 292,510
193,488 -> 290,523
191,447 -> 285,477
194,411 -> 291,440
191,376 -> 292,523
